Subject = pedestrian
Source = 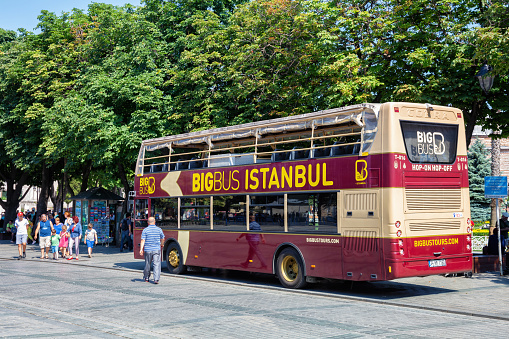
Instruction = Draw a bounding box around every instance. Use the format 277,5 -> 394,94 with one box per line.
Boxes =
15,213 -> 29,259
84,223 -> 98,258
59,225 -> 69,259
119,213 -> 133,252
34,214 -> 54,259
63,211 -> 73,229
53,217 -> 63,236
26,220 -> 35,245
499,212 -> 509,240
49,212 -> 56,226
50,229 -> 61,260
6,220 -> 15,243
67,216 -> 82,260
140,217 -> 165,284
237,214 -> 267,269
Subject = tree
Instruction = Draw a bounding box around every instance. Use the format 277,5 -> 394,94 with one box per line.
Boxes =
468,138 -> 491,222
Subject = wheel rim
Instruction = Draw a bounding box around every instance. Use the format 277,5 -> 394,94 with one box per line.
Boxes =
168,249 -> 179,268
281,255 -> 298,282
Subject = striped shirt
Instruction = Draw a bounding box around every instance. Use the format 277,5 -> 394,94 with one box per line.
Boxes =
141,224 -> 165,252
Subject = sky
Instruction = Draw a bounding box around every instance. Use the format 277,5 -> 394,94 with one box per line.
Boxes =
0,0 -> 142,32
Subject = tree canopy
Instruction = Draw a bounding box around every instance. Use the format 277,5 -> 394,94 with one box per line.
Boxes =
0,0 -> 508,222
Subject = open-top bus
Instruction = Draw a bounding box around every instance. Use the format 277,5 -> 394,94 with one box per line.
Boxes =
133,102 -> 472,288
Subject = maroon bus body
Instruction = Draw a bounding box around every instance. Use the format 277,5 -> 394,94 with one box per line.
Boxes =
133,153 -> 472,281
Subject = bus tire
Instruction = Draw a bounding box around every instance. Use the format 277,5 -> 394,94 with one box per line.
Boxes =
166,242 -> 186,274
276,247 -> 306,289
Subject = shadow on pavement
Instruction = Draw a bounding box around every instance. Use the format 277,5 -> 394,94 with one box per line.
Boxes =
163,267 -> 457,300
114,261 -> 146,270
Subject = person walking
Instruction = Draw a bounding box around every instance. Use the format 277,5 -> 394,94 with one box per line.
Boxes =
84,224 -> 98,258
50,229 -> 61,260
67,216 -> 82,260
27,220 -> 35,245
139,217 -> 165,284
53,217 -> 63,236
34,214 -> 54,259
59,225 -> 69,259
15,212 -> 29,259
119,213 -> 133,252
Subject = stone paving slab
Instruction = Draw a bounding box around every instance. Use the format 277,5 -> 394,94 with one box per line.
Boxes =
0,257 -> 507,338
1,239 -> 508,339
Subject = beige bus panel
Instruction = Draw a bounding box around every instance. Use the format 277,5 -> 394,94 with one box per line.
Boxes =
404,187 -> 471,236
369,102 -> 466,157
339,189 -> 381,238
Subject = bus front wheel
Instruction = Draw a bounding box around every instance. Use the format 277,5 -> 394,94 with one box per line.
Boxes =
276,248 -> 306,289
166,243 -> 186,274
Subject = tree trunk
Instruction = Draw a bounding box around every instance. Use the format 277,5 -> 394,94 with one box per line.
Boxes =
35,162 -> 54,222
0,170 -> 30,226
80,159 -> 92,193
117,162 -> 131,219
465,100 -> 482,148
490,137 -> 501,228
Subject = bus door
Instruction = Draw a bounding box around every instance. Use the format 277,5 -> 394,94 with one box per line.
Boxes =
133,198 -> 149,259
340,189 -> 382,280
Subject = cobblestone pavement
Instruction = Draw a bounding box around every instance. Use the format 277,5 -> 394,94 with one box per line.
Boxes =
0,240 -> 507,338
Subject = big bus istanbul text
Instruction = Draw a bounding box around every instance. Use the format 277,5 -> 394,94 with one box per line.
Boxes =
192,162 -> 334,193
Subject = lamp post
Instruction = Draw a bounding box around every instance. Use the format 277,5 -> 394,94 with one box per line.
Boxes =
477,63 -> 503,274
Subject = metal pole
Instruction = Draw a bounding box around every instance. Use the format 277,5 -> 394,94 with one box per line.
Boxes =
497,198 -> 503,276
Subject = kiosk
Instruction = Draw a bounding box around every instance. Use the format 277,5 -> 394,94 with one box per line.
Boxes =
70,187 -> 124,245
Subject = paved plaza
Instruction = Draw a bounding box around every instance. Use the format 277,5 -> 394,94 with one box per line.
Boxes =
0,240 -> 507,338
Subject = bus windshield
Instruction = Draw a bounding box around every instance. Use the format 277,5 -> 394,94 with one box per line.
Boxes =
400,121 -> 458,164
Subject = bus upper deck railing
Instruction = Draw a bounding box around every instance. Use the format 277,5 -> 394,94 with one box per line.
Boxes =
137,104 -> 380,176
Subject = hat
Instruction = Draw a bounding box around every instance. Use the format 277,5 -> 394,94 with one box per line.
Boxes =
17,212 -> 23,217
502,212 -> 509,218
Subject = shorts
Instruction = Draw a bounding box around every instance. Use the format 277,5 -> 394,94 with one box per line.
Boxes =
16,234 -> 27,244
39,236 -> 51,248
87,240 -> 95,248
51,246 -> 58,253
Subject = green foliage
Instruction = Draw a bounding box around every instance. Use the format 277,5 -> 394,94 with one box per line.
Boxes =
468,138 -> 491,221
0,0 -> 508,214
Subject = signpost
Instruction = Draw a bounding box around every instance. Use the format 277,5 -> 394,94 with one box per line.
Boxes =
484,176 -> 508,276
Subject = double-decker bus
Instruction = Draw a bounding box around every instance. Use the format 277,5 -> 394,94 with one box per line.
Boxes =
133,102 -> 472,288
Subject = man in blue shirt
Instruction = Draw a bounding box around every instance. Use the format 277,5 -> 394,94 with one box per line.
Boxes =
140,217 -> 165,284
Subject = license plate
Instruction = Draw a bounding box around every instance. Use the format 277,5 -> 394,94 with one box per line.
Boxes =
428,259 -> 446,268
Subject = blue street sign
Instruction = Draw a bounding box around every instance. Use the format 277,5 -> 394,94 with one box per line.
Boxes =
484,176 -> 508,198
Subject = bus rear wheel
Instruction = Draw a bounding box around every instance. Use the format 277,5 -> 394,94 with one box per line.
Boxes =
276,248 -> 306,289
166,243 -> 186,274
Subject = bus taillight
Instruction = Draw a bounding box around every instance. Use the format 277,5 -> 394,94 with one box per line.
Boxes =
396,230 -> 402,237
395,221 -> 401,228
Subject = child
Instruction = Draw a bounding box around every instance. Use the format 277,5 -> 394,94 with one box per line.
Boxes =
27,220 -> 35,245
50,229 -> 60,260
84,223 -> 98,258
6,220 -> 15,243
59,225 -> 69,259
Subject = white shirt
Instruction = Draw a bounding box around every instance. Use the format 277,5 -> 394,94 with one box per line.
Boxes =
85,229 -> 97,241
15,218 -> 29,235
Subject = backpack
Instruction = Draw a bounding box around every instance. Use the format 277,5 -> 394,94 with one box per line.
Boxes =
121,218 -> 131,231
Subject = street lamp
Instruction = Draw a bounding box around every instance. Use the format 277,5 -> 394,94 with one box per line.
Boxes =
476,63 -> 503,275
476,63 -> 495,95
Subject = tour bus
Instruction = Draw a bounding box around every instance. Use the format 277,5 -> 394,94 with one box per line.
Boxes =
133,102 -> 472,288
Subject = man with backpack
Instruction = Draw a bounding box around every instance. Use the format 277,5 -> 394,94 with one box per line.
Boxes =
119,213 -> 133,252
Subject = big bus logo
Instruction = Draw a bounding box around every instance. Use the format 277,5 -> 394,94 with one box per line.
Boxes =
417,131 -> 446,155
139,177 -> 156,195
355,160 -> 368,181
